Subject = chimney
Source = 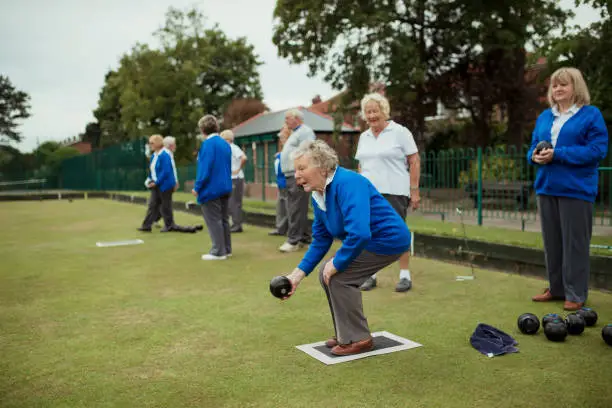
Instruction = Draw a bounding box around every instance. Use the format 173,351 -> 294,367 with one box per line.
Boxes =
311,94 -> 322,105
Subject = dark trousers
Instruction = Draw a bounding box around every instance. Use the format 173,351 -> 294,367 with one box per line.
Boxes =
538,195 -> 593,303
319,251 -> 401,344
275,187 -> 288,235
229,178 -> 244,230
142,187 -> 174,228
201,195 -> 231,256
285,176 -> 311,245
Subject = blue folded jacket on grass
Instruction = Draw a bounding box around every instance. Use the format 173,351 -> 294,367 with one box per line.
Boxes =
470,323 -> 519,358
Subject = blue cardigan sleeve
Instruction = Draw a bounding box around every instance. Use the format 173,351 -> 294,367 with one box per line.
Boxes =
553,108 -> 608,166
297,204 -> 333,275
332,178 -> 372,272
194,141 -> 212,193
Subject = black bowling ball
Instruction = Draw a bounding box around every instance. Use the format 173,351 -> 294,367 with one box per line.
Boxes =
576,308 -> 598,327
517,313 -> 540,334
542,313 -> 564,328
269,276 -> 292,299
544,320 -> 568,342
535,140 -> 553,154
564,313 -> 586,335
602,324 -> 612,346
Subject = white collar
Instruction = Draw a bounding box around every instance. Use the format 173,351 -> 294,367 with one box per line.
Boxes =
312,168 -> 337,212
552,104 -> 580,116
366,120 -> 396,136
207,133 -> 220,140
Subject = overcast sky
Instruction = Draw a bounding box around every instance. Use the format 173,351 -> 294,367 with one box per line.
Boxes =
0,0 -> 603,152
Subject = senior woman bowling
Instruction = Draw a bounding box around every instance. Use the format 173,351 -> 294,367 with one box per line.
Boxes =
282,140 -> 412,356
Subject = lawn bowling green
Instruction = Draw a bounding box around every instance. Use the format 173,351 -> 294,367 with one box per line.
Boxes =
1,199 -> 612,408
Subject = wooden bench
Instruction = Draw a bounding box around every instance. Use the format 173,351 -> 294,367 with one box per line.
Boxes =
465,181 -> 532,210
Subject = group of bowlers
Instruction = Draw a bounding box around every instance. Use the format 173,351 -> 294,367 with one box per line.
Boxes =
138,66 -> 607,356
139,102 -> 421,295
138,124 -> 247,244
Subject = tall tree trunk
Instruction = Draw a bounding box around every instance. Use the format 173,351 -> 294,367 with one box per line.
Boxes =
506,48 -> 527,148
415,0 -> 427,150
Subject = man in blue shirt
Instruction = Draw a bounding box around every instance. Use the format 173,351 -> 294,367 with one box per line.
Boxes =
138,134 -> 177,232
191,115 -> 233,260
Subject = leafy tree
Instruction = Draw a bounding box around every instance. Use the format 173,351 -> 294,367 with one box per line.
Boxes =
272,0 -> 570,147
545,0 -> 612,123
273,0 -> 458,145
0,75 -> 31,143
94,71 -> 128,147
78,122 -> 102,148
444,1 -> 570,146
93,6 -> 264,162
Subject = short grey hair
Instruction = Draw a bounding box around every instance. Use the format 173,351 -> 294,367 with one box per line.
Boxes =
285,108 -> 304,121
360,93 -> 391,120
163,136 -> 176,148
291,139 -> 338,173
220,129 -> 234,142
198,114 -> 219,134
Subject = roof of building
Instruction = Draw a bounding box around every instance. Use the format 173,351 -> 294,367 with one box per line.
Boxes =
232,106 -> 359,138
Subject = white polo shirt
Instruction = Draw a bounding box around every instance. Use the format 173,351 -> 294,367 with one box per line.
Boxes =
230,143 -> 246,179
355,120 -> 418,197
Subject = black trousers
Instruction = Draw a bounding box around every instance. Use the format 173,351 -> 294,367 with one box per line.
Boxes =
538,195 -> 592,303
142,187 -> 174,229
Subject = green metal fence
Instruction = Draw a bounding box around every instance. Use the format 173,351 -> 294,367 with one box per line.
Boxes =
61,138 -> 148,191
418,145 -> 611,227
4,139 -> 610,228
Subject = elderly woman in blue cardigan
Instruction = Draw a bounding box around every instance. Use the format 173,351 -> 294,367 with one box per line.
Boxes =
282,140 -> 412,356
528,67 -> 608,311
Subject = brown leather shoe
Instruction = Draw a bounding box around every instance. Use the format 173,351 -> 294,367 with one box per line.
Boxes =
532,288 -> 564,302
564,301 -> 584,311
331,337 -> 374,356
325,337 -> 338,348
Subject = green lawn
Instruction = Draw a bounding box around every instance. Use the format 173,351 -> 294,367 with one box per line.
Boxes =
113,190 -> 612,256
1,200 -> 612,408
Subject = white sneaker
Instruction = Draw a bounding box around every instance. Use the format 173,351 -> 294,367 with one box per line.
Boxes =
279,242 -> 302,253
201,254 -> 227,261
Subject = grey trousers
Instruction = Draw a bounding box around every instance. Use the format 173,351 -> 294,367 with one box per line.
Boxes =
142,187 -> 174,229
285,176 -> 311,245
319,251 -> 402,344
538,195 -> 593,303
275,187 -> 288,235
201,195 -> 231,256
229,178 -> 244,230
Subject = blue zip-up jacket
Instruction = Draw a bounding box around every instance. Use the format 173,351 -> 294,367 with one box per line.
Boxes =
527,105 -> 608,202
194,134 -> 232,203
150,149 -> 176,193
297,167 -> 411,274
275,152 -> 286,189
